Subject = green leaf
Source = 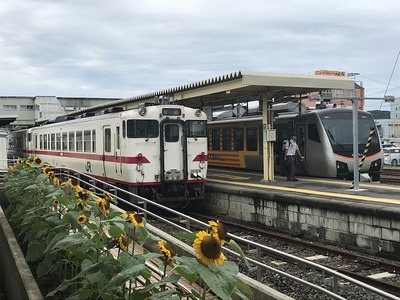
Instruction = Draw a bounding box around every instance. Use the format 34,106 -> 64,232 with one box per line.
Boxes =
228,239 -> 251,269
100,264 -> 147,292
173,257 -> 199,284
99,217 -> 126,224
26,241 -> 46,262
174,232 -> 197,242
197,263 -> 235,300
51,233 -> 86,251
136,226 -> 149,245
233,278 -> 253,300
149,288 -> 178,300
24,184 -> 38,190
107,225 -> 126,237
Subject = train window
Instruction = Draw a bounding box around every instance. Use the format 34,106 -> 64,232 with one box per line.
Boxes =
187,121 -> 206,137
62,132 -> 68,151
76,131 -> 83,152
122,121 -> 126,138
27,133 -> 32,142
43,134 -> 48,150
234,128 -> 244,151
56,133 -> 61,150
212,129 -> 220,150
69,132 -> 75,151
246,127 -> 257,151
222,128 -> 232,151
104,128 -> 111,152
84,130 -> 91,152
92,130 -> 96,152
308,124 -> 320,143
34,134 -> 37,149
50,133 -> 55,150
40,135 -> 43,150
116,126 -> 120,149
127,120 -> 159,138
165,124 -> 179,142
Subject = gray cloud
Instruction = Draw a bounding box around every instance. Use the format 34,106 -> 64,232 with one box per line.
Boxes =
0,0 -> 399,110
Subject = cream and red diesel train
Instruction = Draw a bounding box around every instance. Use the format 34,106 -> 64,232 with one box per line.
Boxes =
8,104 -> 208,203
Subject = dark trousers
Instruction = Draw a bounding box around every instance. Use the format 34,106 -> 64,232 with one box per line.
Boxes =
286,156 -> 295,180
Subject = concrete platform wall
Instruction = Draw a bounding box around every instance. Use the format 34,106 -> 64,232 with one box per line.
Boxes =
201,183 -> 400,258
0,203 -> 43,300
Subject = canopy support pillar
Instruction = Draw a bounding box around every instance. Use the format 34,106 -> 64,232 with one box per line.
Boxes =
261,93 -> 275,182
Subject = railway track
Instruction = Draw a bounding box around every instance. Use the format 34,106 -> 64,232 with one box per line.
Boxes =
381,168 -> 400,185
153,211 -> 400,299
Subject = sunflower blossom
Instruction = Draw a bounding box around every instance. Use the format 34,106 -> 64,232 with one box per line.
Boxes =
158,240 -> 176,266
117,234 -> 128,252
208,220 -> 228,245
33,157 -> 43,166
122,211 -> 144,227
96,198 -> 110,214
193,231 -> 226,266
77,215 -> 87,224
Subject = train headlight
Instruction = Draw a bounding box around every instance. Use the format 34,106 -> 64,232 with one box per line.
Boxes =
195,109 -> 202,117
139,107 -> 147,116
370,159 -> 381,171
336,161 -> 348,179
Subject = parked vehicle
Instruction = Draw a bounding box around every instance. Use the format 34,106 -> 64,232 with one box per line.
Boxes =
383,147 -> 400,166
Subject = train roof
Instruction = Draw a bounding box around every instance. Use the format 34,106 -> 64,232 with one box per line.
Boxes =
209,107 -> 373,125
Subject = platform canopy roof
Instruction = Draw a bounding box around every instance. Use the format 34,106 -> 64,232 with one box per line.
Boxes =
67,71 -> 354,116
0,116 -> 17,126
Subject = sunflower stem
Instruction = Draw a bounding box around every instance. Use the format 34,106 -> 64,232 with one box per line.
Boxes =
201,283 -> 208,300
131,226 -> 136,256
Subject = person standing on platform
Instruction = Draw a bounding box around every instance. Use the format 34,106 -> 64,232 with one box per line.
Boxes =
284,133 -> 304,181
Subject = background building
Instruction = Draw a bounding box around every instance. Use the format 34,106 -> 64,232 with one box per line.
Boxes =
0,96 -> 121,130
304,70 -> 364,110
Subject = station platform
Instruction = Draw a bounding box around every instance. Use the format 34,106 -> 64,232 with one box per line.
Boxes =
207,167 -> 400,210
194,168 -> 400,259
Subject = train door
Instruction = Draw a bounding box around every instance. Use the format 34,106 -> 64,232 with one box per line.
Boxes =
296,125 -> 307,175
161,120 -> 186,182
103,125 -> 122,178
115,126 -> 122,176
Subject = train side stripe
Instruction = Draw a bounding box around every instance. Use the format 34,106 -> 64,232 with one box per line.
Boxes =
28,150 -> 150,164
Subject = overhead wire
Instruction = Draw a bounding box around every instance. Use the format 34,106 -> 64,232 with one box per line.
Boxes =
379,50 -> 400,110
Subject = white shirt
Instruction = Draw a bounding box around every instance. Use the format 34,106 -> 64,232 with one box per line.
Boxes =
285,139 -> 298,156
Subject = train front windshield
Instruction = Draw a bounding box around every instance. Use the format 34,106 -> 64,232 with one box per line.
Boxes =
321,112 -> 380,155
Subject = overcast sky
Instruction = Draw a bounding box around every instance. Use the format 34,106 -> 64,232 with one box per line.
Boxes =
1,0 -> 399,111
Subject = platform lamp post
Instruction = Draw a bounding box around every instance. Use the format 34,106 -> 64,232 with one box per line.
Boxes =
348,73 -> 360,190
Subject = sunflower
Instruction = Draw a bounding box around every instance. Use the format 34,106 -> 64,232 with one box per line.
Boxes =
208,220 -> 228,245
33,157 -> 43,166
76,189 -> 92,201
96,198 -> 110,214
158,240 -> 176,266
103,191 -> 113,201
53,177 -> 60,186
117,234 -> 129,252
77,215 -> 87,224
25,159 -> 32,167
76,199 -> 87,211
43,166 -> 51,175
122,211 -> 144,227
193,231 -> 226,266
52,199 -> 60,206
68,178 -> 80,189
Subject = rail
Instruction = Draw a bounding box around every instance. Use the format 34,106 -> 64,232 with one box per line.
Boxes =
4,163 -> 398,300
